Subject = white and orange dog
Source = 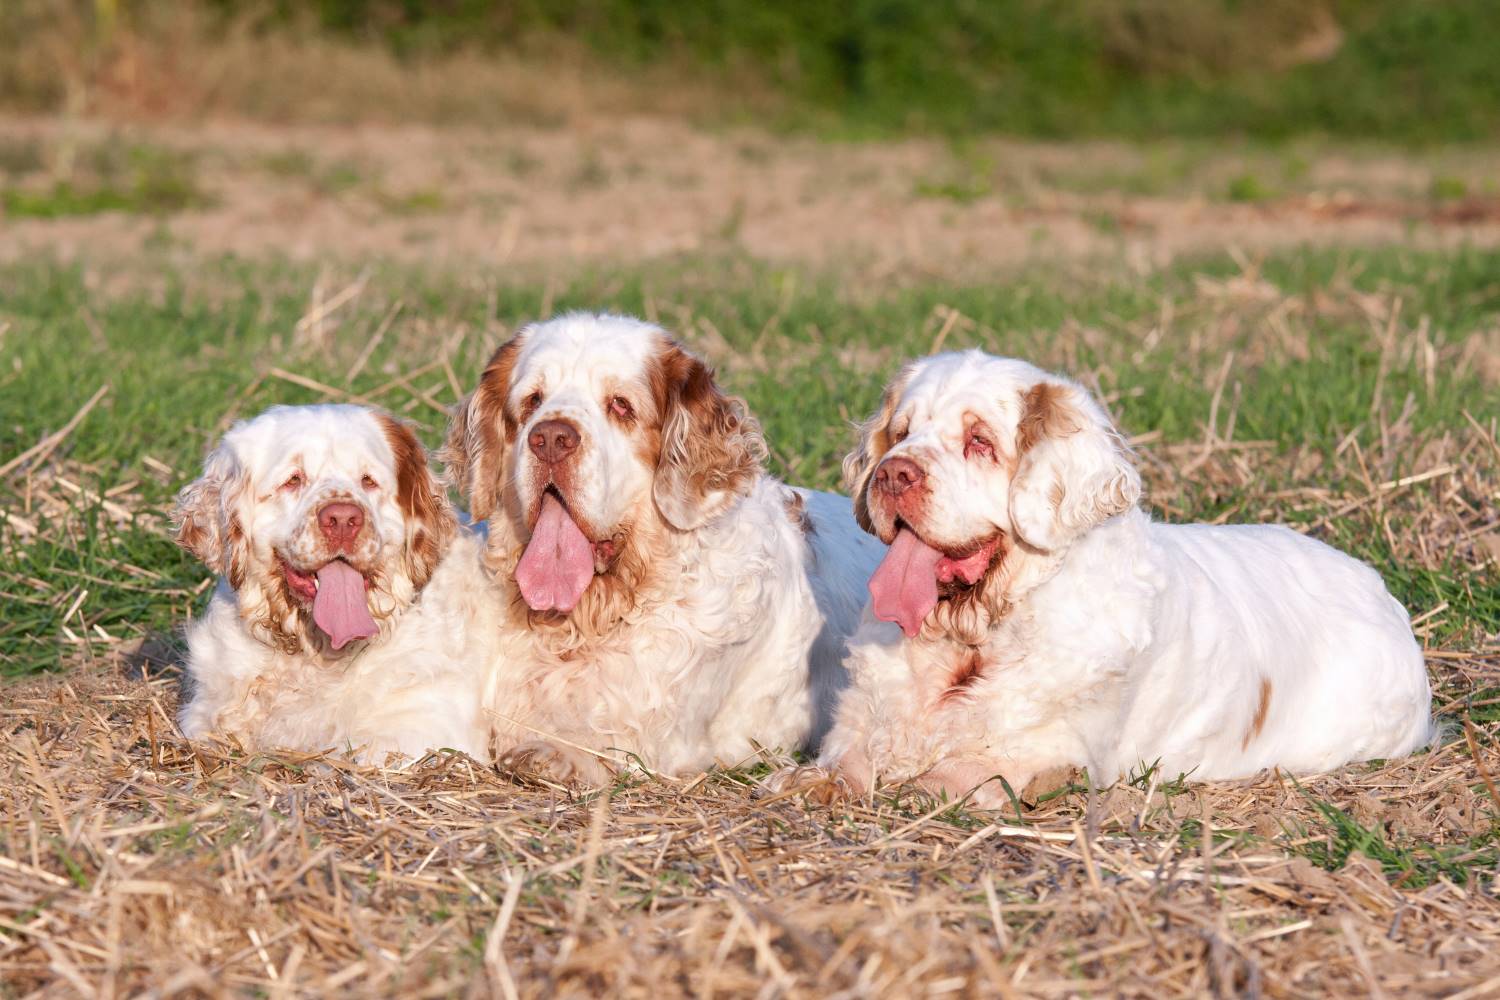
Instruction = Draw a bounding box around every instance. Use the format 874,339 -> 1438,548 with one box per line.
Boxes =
780,351 -> 1433,806
446,313 -> 882,783
172,404 -> 494,763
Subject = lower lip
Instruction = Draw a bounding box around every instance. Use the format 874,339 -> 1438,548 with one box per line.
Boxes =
284,569 -> 317,601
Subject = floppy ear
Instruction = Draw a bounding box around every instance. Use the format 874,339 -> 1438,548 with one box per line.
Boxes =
1009,379 -> 1140,552
378,413 -> 456,591
171,440 -> 249,586
442,392 -> 488,518
442,337 -> 520,521
651,343 -> 766,531
841,370 -> 910,535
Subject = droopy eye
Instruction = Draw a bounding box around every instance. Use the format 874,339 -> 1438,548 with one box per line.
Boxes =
964,432 -> 995,460
608,395 -> 635,420
523,390 -> 543,411
280,472 -> 304,492
361,474 -> 379,491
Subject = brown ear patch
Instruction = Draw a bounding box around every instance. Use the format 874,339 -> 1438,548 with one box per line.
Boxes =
1017,381 -> 1081,455
173,504 -> 215,568
648,340 -> 765,530
224,513 -> 247,591
482,336 -> 525,432
171,445 -> 247,581
444,336 -> 522,520
844,380 -> 905,534
378,413 -> 455,591
171,468 -> 223,568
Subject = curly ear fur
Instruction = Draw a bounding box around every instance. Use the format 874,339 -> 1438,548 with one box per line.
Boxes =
377,413 -> 456,591
650,342 -> 766,531
443,337 -> 521,522
171,441 -> 249,586
841,368 -> 911,535
1009,380 -> 1140,552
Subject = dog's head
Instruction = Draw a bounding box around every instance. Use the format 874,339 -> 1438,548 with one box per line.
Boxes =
444,313 -> 764,633
173,404 -> 455,656
845,351 -> 1140,641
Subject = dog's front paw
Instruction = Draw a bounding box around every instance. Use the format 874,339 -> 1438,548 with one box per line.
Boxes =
761,765 -> 853,806
498,740 -> 612,787
1019,765 -> 1082,807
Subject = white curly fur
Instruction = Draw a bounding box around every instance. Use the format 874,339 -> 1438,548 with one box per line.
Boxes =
173,404 -> 494,764
452,314 -> 885,782
804,351 -> 1435,806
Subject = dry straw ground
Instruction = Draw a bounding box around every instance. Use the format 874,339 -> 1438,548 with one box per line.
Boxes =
3,344 -> 1498,995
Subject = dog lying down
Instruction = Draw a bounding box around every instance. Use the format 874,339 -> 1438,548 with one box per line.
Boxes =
446,313 -> 885,784
772,350 -> 1434,807
172,404 -> 494,764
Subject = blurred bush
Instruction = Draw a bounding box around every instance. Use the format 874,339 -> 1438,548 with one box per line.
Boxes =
4,0 -> 1497,141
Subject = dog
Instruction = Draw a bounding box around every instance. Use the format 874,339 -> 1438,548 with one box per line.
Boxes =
772,350 -> 1434,807
172,404 -> 494,764
445,313 -> 883,783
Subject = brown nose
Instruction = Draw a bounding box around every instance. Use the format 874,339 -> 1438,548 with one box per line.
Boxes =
874,457 -> 925,496
528,419 -> 580,464
318,502 -> 365,551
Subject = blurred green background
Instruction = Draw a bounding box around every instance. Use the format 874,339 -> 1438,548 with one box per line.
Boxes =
4,0 -> 1498,141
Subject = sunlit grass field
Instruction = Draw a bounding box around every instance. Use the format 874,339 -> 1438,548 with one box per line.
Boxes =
1,245 -> 1497,994
2,247 -> 1495,676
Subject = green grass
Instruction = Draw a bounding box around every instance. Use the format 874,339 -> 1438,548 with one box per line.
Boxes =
1430,175 -> 1470,201
1291,788 -> 1499,888
260,151 -> 368,197
1,143 -> 209,219
1226,172 -> 1275,203
1,245 -> 1496,675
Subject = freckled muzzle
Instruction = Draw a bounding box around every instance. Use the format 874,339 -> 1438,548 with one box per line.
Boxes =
867,453 -> 933,539
277,494 -> 382,651
283,493 -> 380,568
317,501 -> 365,553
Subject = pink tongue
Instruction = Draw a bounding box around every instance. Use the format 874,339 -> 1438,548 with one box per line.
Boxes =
516,493 -> 595,612
869,528 -> 944,638
312,560 -> 377,650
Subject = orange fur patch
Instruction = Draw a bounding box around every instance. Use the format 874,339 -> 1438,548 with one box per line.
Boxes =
377,412 -> 455,592
256,575 -> 308,656
648,338 -> 764,526
1242,677 -> 1273,750
224,514 -> 247,591
845,372 -> 909,533
941,651 -> 986,701
782,489 -> 813,538
443,335 -> 522,521
174,510 -> 213,568
1016,381 -> 1080,454
171,448 -> 246,579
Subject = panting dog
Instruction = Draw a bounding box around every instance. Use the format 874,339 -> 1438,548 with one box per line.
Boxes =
446,313 -> 883,783
773,351 -> 1433,806
172,404 -> 494,763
